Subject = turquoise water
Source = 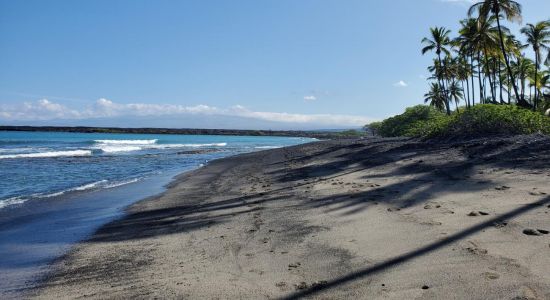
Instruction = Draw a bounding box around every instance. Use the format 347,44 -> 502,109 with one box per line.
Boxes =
0,131 -> 314,295
0,131 -> 313,209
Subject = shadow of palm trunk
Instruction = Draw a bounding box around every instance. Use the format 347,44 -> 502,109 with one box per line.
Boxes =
281,196 -> 550,300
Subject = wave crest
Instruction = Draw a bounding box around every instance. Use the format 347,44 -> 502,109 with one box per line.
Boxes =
94,139 -> 158,145
94,142 -> 227,153
0,150 -> 92,159
0,178 -> 142,209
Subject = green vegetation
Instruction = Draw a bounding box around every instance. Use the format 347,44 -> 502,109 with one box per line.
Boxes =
369,104 -> 550,138
369,1 -> 550,139
333,129 -> 367,138
420,0 -> 549,113
368,105 -> 447,137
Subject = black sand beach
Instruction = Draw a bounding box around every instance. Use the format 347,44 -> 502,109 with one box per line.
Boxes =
26,136 -> 550,299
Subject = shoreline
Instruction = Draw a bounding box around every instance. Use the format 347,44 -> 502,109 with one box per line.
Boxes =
29,136 -> 550,299
0,167 -> 194,298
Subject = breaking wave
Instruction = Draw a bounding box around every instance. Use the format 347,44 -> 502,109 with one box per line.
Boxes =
93,139 -> 158,145
0,178 -> 142,209
0,150 -> 92,159
93,140 -> 227,153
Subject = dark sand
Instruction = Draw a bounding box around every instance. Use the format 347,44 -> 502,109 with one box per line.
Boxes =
28,136 -> 550,299
0,170 -> 182,297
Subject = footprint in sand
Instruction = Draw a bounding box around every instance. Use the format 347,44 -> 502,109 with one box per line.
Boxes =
467,211 -> 490,216
493,221 -> 508,228
275,281 -> 287,290
294,282 -> 308,290
495,186 -> 511,191
465,241 -> 487,255
483,272 -> 500,280
288,262 -> 301,269
522,229 -> 549,236
424,204 -> 441,209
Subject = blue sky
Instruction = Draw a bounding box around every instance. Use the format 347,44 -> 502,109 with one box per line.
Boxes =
1,0 -> 549,129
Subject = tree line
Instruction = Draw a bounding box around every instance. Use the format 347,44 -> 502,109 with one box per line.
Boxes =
421,0 -> 549,115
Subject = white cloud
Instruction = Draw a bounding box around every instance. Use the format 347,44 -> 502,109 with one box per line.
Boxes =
88,98 -> 219,118
303,95 -> 317,101
0,98 -> 375,127
0,99 -> 82,120
227,105 -> 371,125
393,80 -> 408,87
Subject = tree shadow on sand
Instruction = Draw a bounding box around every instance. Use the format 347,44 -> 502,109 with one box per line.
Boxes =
282,195 -> 550,299
89,135 -> 550,243
89,193 -> 289,242
268,135 -> 550,216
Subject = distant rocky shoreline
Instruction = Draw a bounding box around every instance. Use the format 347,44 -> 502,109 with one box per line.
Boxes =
0,125 -> 355,139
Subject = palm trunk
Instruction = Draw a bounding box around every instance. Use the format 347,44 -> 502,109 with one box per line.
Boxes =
470,55 -> 476,106
534,54 -> 539,111
492,58 -> 498,102
437,53 -> 451,115
521,74 -> 526,97
507,81 -> 511,104
484,49 -> 496,103
477,52 -> 484,103
498,59 -> 504,104
495,15 -> 523,106
465,80 -> 470,108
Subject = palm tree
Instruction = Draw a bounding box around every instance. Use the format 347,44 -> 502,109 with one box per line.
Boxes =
468,0 -> 525,106
457,18 -> 479,106
511,56 -> 535,100
456,55 -> 473,107
521,21 -> 550,110
424,82 -> 447,112
422,27 -> 452,114
504,34 -> 523,103
460,16 -> 500,103
448,80 -> 464,111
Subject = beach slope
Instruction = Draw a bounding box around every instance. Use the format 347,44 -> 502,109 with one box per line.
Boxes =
32,136 -> 550,299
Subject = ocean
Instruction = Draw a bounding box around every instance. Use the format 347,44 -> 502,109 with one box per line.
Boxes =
0,131 -> 313,209
0,131 -> 314,295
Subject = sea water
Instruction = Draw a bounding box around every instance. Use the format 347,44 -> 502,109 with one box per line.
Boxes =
0,131 -> 313,209
0,131 -> 314,295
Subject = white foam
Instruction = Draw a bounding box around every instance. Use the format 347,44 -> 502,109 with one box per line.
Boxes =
103,178 -> 140,188
73,180 -> 108,191
98,145 -> 143,153
0,178 -> 139,209
179,143 -> 227,147
148,143 -> 227,148
94,139 -> 158,145
39,180 -> 109,198
93,139 -> 156,153
254,146 -> 282,149
95,142 -> 227,153
0,150 -> 92,159
0,196 -> 27,209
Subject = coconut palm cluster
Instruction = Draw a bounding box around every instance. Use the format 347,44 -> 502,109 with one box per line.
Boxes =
421,0 -> 550,115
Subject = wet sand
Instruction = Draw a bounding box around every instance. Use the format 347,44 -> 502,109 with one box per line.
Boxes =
0,170 -> 184,298
30,135 -> 550,299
